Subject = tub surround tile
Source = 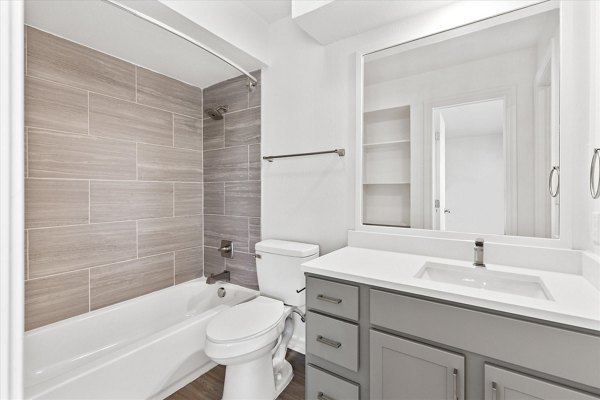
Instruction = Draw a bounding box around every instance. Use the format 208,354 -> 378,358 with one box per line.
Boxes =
175,247 -> 204,284
174,183 -> 203,216
25,178 -> 89,229
226,252 -> 258,290
136,67 -> 203,119
203,183 -> 225,215
203,75 -> 249,115
137,143 -> 203,182
249,144 -> 261,181
91,181 -> 173,223
26,26 -> 135,101
28,221 -> 137,278
203,246 -> 225,277
204,215 -> 249,253
90,253 -> 174,310
203,146 -> 248,182
249,218 -> 261,254
89,93 -> 173,146
25,76 -> 88,134
28,128 -> 136,180
225,107 -> 261,148
225,181 -> 260,217
24,28 -> 262,328
25,270 -> 90,331
202,118 -> 225,151
137,215 -> 203,257
174,114 -> 202,151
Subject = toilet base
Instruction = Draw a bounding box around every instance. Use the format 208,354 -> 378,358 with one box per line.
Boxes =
221,356 -> 293,400
222,353 -> 275,400
274,360 -> 293,398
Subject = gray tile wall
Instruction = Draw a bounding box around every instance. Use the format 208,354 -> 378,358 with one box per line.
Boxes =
203,73 -> 262,289
24,27 -> 205,331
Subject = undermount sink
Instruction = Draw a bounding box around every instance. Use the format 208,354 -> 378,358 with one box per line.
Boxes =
415,262 -> 553,300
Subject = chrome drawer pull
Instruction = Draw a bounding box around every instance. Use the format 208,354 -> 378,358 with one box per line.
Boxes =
317,294 -> 342,304
318,392 -> 335,400
316,335 -> 341,348
453,368 -> 458,400
491,381 -> 497,400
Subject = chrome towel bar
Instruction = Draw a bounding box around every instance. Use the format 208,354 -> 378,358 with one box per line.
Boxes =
263,148 -> 345,162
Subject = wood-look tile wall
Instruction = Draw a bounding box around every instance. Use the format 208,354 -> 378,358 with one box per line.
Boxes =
203,73 -> 262,289
24,27 -> 205,331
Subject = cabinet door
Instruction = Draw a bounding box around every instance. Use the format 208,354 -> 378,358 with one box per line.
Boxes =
370,330 -> 465,400
484,365 -> 600,400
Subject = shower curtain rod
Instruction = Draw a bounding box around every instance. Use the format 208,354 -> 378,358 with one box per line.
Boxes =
102,0 -> 258,87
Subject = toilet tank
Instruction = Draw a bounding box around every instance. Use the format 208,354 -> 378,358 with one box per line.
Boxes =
255,239 -> 319,306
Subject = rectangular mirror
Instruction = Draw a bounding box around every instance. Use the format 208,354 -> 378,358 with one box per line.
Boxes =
362,5 -> 560,239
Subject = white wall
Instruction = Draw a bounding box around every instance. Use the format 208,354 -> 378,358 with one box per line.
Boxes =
565,1 -> 600,253
262,1 -> 547,254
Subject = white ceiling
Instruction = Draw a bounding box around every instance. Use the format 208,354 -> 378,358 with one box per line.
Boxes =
25,0 -> 261,88
242,0 -> 291,24
365,8 -> 559,86
440,99 -> 504,139
293,0 -> 454,45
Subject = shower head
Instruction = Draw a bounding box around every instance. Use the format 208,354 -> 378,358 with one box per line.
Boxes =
205,105 -> 228,120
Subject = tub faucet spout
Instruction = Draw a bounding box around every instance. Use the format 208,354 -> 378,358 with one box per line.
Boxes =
207,270 -> 231,284
473,238 -> 485,267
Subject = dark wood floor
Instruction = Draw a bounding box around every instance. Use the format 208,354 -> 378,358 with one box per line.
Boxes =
167,350 -> 305,400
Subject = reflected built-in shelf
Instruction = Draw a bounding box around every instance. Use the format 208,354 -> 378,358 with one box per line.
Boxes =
363,181 -> 410,185
362,104 -> 411,228
363,139 -> 410,148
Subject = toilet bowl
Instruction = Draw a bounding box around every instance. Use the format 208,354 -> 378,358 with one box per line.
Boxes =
205,239 -> 319,400
205,296 -> 294,400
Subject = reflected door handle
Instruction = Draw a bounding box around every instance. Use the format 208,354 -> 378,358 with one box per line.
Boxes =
591,148 -> 600,199
444,209 -> 451,214
549,166 -> 560,197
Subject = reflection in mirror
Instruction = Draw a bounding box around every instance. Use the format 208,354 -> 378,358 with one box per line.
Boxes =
362,6 -> 560,238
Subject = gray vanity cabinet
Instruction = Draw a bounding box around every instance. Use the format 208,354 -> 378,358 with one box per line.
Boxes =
484,365 -> 599,400
370,330 -> 465,400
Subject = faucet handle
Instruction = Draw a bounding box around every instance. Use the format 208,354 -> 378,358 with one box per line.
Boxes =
475,238 -> 485,247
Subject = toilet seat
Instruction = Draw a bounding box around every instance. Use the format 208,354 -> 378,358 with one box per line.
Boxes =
207,297 -> 285,344
205,296 -> 292,363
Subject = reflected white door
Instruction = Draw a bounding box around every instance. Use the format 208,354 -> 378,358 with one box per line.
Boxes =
433,112 -> 446,230
436,100 -> 505,235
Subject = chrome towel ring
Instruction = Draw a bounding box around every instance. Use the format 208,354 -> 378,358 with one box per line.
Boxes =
548,165 -> 560,198
591,148 -> 600,199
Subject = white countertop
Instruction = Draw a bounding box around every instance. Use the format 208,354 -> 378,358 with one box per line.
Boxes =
302,246 -> 600,332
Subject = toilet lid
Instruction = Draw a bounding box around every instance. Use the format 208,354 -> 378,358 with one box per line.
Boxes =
207,297 -> 284,343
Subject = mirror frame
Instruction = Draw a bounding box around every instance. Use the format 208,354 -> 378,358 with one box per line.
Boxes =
355,0 -> 574,249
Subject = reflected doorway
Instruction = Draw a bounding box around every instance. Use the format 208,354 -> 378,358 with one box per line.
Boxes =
433,99 -> 505,234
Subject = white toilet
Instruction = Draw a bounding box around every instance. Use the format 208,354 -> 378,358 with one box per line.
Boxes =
205,239 -> 319,400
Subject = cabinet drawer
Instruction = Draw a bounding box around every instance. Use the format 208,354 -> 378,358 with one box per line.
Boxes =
307,364 -> 360,400
307,277 -> 359,321
306,311 -> 359,372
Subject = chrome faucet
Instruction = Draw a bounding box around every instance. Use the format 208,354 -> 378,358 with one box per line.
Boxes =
207,270 -> 231,284
473,238 -> 485,267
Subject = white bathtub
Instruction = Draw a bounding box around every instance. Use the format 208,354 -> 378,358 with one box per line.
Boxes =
24,278 -> 258,399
